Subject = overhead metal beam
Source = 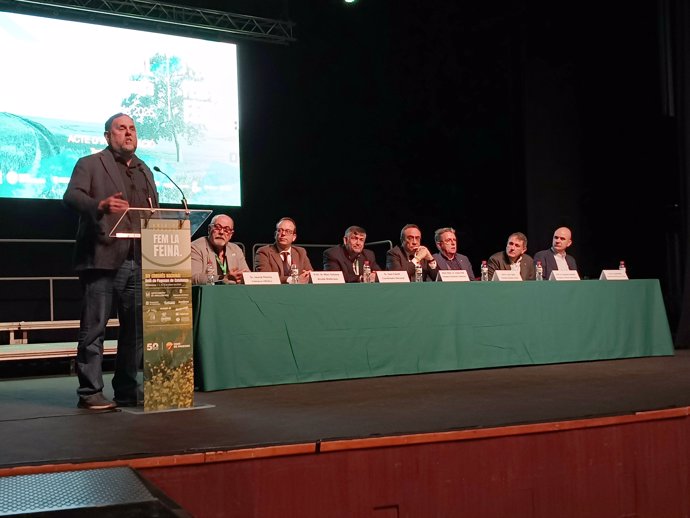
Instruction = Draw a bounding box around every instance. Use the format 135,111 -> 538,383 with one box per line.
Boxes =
0,0 -> 295,44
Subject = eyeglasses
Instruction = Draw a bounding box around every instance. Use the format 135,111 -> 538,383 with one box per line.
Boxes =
275,228 -> 295,235
211,224 -> 234,235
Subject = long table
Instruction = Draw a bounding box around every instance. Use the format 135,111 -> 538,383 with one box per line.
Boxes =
192,280 -> 674,391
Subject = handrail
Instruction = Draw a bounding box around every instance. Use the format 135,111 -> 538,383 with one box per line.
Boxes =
250,240 -> 393,272
0,276 -> 78,321
366,239 -> 394,250
251,242 -> 337,256
250,240 -> 393,266
0,239 -> 248,321
0,238 -> 249,254
0,239 -> 394,339
250,242 -> 335,270
0,319 -> 120,345
0,239 -> 75,244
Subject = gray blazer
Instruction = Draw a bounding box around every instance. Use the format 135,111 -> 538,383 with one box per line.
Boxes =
487,251 -> 536,281
63,149 -> 158,271
254,244 -> 313,284
190,236 -> 249,285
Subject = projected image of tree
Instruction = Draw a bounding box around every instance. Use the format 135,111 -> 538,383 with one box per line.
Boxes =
0,11 -> 242,205
122,54 -> 204,163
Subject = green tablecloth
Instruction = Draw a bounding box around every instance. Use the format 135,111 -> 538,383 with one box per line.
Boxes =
192,280 -> 674,391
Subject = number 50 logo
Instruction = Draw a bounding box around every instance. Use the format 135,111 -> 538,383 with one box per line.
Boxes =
146,342 -> 160,351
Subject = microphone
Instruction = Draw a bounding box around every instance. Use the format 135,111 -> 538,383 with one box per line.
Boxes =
153,166 -> 189,215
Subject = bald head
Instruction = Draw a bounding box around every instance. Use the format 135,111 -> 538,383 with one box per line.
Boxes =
552,227 -> 572,254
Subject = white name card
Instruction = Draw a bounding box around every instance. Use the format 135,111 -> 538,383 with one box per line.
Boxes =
243,272 -> 281,285
549,270 -> 581,281
492,270 -> 522,282
437,270 -> 470,282
310,271 -> 345,284
599,270 -> 629,280
377,271 -> 410,283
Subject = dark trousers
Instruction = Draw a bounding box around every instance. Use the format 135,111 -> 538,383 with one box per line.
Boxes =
76,260 -> 142,401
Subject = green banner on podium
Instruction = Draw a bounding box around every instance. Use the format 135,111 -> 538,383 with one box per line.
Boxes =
141,219 -> 194,411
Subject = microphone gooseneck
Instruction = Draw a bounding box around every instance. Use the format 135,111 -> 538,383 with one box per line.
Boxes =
153,165 -> 190,215
137,163 -> 154,209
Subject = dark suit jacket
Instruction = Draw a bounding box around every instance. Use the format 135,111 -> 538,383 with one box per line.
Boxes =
432,252 -> 476,280
487,251 -> 536,281
323,245 -> 382,283
386,245 -> 438,281
254,244 -> 313,284
533,249 -> 578,280
63,149 -> 159,271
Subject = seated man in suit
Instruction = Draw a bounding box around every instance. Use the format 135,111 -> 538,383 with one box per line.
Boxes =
323,225 -> 382,283
487,232 -> 535,281
254,217 -> 313,284
533,226 -> 578,280
432,227 -> 476,280
386,224 -> 438,281
191,214 -> 249,285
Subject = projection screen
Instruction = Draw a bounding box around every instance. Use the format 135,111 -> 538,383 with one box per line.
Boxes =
0,10 -> 241,206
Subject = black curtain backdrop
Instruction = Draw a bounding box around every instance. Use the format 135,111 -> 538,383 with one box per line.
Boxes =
671,0 -> 690,347
1,0 -> 688,341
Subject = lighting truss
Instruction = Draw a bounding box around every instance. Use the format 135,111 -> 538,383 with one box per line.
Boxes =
0,0 -> 295,44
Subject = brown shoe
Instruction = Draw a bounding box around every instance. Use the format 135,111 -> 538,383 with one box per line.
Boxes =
77,393 -> 117,410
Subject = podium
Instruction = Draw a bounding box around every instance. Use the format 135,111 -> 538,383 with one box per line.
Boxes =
110,208 -> 211,412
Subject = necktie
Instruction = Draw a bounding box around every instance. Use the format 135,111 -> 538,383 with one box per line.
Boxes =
353,257 -> 360,276
281,252 -> 290,276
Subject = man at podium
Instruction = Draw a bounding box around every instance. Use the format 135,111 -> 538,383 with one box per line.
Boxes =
63,113 -> 159,410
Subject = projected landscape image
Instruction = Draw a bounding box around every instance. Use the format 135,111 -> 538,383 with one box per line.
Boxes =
0,12 -> 241,206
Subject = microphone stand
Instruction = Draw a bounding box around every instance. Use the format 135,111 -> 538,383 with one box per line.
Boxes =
136,164 -> 155,211
153,166 -> 190,215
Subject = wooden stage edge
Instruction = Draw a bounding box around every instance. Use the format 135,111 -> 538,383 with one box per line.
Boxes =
2,405 -> 687,478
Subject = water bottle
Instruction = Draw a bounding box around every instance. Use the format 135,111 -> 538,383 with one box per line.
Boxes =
206,258 -> 216,285
362,261 -> 372,283
480,260 -> 489,282
536,260 -> 543,281
619,260 -> 626,275
414,263 -> 423,283
290,263 -> 299,284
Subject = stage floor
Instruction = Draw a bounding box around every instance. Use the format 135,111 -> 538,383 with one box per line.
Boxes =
1,350 -> 689,470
